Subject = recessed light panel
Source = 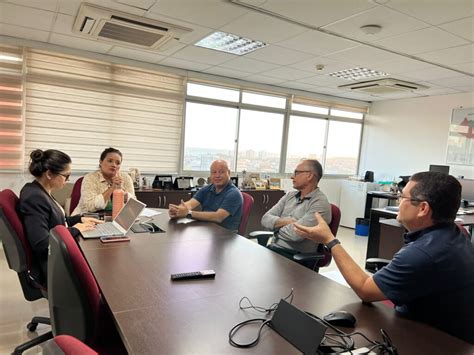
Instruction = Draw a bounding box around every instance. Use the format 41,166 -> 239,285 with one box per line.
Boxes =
195,31 -> 266,55
328,67 -> 389,81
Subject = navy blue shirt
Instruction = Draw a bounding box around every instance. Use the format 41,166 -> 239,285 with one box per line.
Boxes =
373,222 -> 474,344
193,182 -> 243,232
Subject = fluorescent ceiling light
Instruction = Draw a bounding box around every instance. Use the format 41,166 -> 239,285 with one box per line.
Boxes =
195,31 -> 266,55
328,67 -> 389,81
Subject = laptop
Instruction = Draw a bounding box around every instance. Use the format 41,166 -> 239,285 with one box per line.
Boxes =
81,198 -> 146,239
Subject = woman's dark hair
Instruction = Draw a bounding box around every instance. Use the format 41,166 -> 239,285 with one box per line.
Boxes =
28,149 -> 71,177
100,147 -> 123,161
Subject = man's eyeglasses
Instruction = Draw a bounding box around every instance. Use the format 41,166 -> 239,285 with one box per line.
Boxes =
396,192 -> 424,203
293,170 -> 312,176
57,172 -> 71,182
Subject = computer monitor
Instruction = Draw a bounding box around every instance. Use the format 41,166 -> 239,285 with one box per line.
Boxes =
429,164 -> 450,174
458,178 -> 474,203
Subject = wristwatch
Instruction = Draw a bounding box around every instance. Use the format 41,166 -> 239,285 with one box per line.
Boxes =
324,238 -> 341,252
186,210 -> 193,219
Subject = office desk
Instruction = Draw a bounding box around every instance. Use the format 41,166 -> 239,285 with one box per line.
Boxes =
364,191 -> 398,219
79,212 -> 474,354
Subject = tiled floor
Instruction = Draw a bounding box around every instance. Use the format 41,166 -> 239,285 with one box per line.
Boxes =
0,227 -> 367,354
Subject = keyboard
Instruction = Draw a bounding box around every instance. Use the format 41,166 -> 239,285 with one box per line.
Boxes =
83,223 -> 124,238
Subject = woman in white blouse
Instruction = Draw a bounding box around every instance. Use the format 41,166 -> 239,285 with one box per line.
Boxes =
72,147 -> 136,215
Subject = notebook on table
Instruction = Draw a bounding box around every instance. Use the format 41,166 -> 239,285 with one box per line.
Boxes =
81,198 -> 146,239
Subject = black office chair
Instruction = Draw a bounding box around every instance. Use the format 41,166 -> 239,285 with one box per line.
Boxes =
0,189 -> 53,354
249,204 -> 341,272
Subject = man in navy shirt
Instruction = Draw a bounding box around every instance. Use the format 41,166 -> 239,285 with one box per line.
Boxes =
294,172 -> 474,344
168,160 -> 242,232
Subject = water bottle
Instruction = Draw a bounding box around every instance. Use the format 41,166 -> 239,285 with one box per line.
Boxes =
112,188 -> 125,219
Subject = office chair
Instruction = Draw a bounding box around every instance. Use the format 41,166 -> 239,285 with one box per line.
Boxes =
69,177 -> 84,215
238,192 -> 254,236
249,203 -> 341,272
0,189 -> 53,354
48,225 -> 127,354
42,335 -> 98,355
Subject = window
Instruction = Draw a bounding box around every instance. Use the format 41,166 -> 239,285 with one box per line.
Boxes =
286,116 -> 327,173
291,103 -> 328,115
242,91 -> 286,109
237,110 -> 284,173
183,102 -> 238,171
325,121 -> 362,175
330,109 -> 364,120
187,82 -> 239,102
0,45 -> 24,171
25,49 -> 185,173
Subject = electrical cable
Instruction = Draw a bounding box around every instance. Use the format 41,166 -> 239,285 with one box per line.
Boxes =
238,288 -> 294,314
228,318 -> 271,348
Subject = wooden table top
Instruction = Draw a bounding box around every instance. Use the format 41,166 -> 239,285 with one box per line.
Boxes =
79,211 -> 474,355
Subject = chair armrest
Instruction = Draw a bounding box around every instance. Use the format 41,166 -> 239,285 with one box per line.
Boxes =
248,231 -> 273,246
293,253 -> 325,262
365,258 -> 391,273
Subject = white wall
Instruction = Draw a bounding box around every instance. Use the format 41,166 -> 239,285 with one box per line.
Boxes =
360,92 -> 474,181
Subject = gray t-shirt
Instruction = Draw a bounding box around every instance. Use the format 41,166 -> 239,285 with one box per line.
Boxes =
261,188 -> 331,253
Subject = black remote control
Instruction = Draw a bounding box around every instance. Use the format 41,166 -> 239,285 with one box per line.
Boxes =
171,270 -> 216,281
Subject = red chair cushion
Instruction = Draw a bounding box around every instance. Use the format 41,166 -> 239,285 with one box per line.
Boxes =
55,335 -> 98,355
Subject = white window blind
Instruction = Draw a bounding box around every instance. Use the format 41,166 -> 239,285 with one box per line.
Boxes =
0,45 -> 24,171
25,49 -> 185,173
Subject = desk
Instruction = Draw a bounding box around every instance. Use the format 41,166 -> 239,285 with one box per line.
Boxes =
364,191 -> 398,219
79,212 -> 473,354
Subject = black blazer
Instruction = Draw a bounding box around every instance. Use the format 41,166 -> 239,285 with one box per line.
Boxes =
18,180 -> 82,286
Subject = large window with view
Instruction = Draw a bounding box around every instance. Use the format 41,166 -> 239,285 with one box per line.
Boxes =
325,121 -> 362,174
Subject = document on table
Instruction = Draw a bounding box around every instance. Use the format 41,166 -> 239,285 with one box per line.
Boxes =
176,218 -> 195,224
140,208 -> 162,217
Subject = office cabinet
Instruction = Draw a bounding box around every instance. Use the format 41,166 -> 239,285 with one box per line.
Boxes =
135,190 -> 193,208
339,180 -> 379,228
242,190 -> 285,236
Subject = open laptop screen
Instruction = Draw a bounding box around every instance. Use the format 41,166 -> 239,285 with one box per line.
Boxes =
114,198 -> 146,231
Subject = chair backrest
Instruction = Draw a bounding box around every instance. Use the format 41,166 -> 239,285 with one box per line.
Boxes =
239,192 -> 254,236
317,203 -> 341,268
0,189 -> 43,300
69,177 -> 84,215
48,225 -> 101,343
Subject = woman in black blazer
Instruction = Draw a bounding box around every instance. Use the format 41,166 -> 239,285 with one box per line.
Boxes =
19,149 -> 101,286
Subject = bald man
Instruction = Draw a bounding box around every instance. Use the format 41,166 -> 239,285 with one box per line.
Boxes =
169,160 -> 243,231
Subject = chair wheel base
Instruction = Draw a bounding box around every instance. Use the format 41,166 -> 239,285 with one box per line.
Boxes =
26,322 -> 38,332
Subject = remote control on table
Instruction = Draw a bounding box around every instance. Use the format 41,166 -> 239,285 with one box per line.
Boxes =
171,270 -> 216,281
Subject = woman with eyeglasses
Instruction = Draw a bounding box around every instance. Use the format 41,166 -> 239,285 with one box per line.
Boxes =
72,147 -> 135,215
19,149 -> 102,286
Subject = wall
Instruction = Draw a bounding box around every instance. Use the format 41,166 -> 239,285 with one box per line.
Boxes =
360,92 -> 474,181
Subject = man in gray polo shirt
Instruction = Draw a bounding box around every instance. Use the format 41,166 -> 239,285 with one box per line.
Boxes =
261,159 -> 331,263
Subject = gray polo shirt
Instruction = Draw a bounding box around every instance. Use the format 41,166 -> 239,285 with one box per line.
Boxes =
261,188 -> 331,253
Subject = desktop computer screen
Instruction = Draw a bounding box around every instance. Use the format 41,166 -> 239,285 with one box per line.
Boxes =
458,178 -> 474,203
429,164 -> 450,174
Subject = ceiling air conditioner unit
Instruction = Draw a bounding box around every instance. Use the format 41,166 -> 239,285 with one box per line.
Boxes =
338,78 -> 429,95
73,3 -> 192,49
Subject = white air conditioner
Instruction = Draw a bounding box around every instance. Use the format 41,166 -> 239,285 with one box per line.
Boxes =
73,3 -> 192,49
338,78 -> 429,95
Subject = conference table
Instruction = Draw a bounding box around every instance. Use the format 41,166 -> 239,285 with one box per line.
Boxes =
79,211 -> 474,354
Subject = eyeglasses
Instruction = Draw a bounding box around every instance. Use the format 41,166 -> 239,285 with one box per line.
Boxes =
57,172 -> 71,182
397,192 -> 424,203
293,170 -> 312,176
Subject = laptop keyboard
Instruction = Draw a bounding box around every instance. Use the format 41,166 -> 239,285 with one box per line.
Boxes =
84,223 -> 123,238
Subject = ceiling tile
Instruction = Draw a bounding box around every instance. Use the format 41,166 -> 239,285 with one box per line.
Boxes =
375,27 -> 469,55
203,66 -> 252,79
0,2 -> 55,31
158,57 -> 211,72
219,57 -> 280,74
148,0 -> 249,28
220,12 -> 307,44
0,23 -> 50,42
417,44 -> 474,66
439,16 -> 474,41
52,13 -> 75,36
261,66 -> 314,81
369,57 -> 435,74
6,0 -> 58,12
277,30 -> 357,56
451,85 -> 474,93
322,6 -> 428,42
154,40 -> 186,56
324,45 -> 404,65
417,87 -> 461,96
245,75 -> 287,85
386,0 -> 474,25
289,56 -> 350,75
171,45 -> 235,65
255,0 -> 377,27
57,0 -> 82,15
108,46 -> 166,63
49,33 -> 113,53
282,81 -> 319,92
403,67 -> 465,81
245,45 -> 313,65
428,75 -> 474,88
451,62 -> 474,75
297,74 -> 349,87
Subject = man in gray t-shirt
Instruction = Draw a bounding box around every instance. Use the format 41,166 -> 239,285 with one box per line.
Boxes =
261,159 -> 331,254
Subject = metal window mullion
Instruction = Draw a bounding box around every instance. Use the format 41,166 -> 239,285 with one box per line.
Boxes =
279,94 -> 292,174
321,118 -> 330,170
